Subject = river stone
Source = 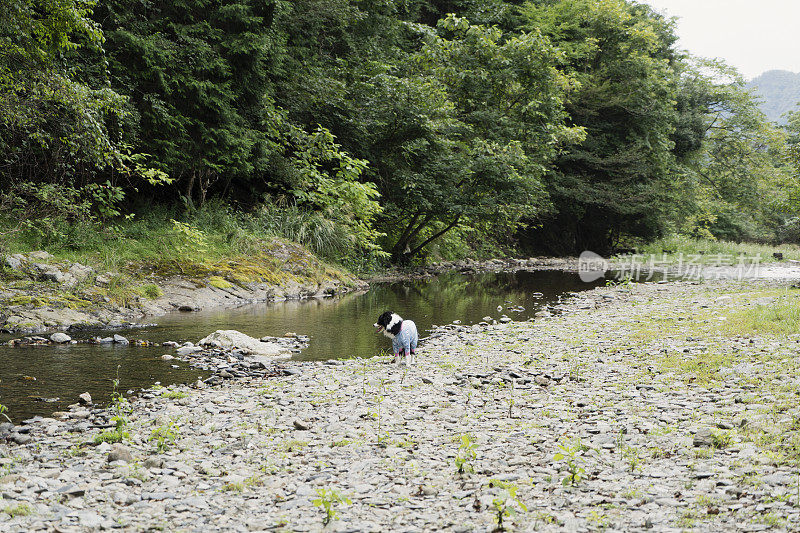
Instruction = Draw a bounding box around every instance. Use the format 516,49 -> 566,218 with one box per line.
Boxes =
693,427 -> 714,447
78,392 -> 92,405
50,332 -> 72,343
198,330 -> 291,358
176,345 -> 202,356
39,268 -> 66,283
113,334 -> 129,345
72,511 -> 103,528
11,433 -> 32,445
143,457 -> 164,469
293,418 -> 311,430
107,444 -> 133,463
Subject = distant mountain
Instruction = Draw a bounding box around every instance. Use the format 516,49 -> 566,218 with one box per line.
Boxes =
747,70 -> 800,124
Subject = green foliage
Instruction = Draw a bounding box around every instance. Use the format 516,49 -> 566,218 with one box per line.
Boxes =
673,59 -> 794,243
723,295 -> 800,336
518,0 -> 681,255
149,422 -> 180,453
263,120 -> 386,259
170,220 -> 209,257
784,108 -> 800,220
353,11 -> 579,262
637,235 -> 800,263
93,428 -> 128,445
95,367 -> 131,444
455,433 -> 477,475
136,283 -> 163,299
0,0 -> 166,219
488,479 -> 527,531
3,0 -> 798,263
2,502 -> 33,517
553,439 -> 587,486
0,402 -> 10,423
95,0 -> 280,201
207,276 -> 233,289
312,488 -> 351,525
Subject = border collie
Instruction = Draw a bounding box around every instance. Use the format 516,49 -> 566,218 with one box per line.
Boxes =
374,311 -> 418,366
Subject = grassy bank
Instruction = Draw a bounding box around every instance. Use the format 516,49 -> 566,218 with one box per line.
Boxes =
0,204 -> 367,316
1,202 -> 375,275
628,235 -> 800,263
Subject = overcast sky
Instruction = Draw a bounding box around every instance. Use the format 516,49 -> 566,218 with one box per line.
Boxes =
642,0 -> 800,79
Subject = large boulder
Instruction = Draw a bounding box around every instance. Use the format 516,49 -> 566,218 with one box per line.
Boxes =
68,263 -> 94,282
198,329 -> 291,358
4,254 -> 25,271
50,332 -> 72,343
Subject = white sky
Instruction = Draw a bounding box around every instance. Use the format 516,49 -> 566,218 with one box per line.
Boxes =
642,0 -> 800,79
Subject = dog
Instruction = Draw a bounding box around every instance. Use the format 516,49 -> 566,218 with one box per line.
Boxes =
374,311 -> 418,365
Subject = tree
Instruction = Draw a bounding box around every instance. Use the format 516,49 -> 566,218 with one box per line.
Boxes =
517,0 -> 681,255
350,14 -> 580,263
0,0 -> 126,188
95,0 -> 281,204
674,59 -> 793,241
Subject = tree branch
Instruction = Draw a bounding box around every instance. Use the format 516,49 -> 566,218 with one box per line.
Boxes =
406,215 -> 462,259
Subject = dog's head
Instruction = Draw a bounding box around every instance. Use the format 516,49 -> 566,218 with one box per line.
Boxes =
374,311 -> 402,338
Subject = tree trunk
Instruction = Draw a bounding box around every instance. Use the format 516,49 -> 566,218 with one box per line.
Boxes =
185,171 -> 196,205
391,212 -> 434,263
404,215 -> 462,261
390,211 -> 422,260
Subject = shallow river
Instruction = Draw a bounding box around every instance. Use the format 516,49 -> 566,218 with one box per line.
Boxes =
0,269 -> 601,422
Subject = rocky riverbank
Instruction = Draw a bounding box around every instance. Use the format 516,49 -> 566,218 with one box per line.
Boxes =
3,279 -> 800,531
367,257 -> 582,282
0,243 -> 366,335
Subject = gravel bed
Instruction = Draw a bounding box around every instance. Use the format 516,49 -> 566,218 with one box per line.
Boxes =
2,280 -> 800,532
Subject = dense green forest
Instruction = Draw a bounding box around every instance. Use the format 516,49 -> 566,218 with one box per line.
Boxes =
2,0 -> 800,270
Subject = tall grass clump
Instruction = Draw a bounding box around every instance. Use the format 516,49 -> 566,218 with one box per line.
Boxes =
249,204 -> 375,269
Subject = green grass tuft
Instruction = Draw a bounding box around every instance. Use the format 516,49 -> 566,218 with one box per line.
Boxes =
93,428 -> 129,444
135,283 -> 163,299
3,503 -> 33,517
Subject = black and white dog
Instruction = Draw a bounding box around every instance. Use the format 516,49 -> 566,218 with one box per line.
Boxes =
374,311 -> 418,366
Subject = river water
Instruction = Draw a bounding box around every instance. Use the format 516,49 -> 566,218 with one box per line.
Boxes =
0,269 -> 601,422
